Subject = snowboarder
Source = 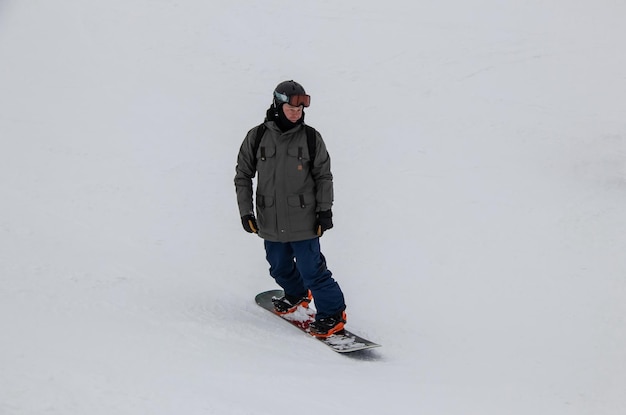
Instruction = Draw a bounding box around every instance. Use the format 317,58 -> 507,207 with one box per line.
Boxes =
234,80 -> 347,337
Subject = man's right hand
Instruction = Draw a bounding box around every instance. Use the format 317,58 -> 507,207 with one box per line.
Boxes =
241,214 -> 258,233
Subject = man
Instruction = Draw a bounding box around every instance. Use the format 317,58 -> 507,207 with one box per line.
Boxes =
234,80 -> 346,337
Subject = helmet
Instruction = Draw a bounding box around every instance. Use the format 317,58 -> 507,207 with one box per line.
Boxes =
275,80 -> 306,96
273,80 -> 310,107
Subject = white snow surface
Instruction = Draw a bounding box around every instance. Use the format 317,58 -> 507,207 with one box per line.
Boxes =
1,0 -> 626,414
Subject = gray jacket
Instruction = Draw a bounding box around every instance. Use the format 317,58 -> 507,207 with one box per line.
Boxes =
235,121 -> 333,242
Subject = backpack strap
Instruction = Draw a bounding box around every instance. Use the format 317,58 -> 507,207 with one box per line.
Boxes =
252,123 -> 267,164
304,125 -> 317,166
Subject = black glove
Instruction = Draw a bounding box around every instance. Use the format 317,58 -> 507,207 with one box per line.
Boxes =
315,210 -> 333,236
241,214 -> 258,233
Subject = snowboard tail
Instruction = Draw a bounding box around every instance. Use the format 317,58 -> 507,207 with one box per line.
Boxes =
255,289 -> 381,353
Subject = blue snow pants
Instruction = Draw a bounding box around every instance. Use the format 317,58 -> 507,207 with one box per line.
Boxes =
264,238 -> 345,319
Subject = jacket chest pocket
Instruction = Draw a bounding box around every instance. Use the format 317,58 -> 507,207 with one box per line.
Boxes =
286,146 -> 310,174
256,145 -> 276,177
256,145 -> 276,163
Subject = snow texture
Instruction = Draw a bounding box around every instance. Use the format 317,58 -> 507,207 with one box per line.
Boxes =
1,0 -> 626,414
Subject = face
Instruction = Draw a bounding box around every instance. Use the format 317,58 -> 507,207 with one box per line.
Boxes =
282,103 -> 303,123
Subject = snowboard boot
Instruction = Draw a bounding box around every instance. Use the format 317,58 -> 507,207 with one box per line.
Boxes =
272,290 -> 312,314
309,310 -> 347,338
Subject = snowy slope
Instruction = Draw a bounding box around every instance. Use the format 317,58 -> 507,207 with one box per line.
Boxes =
1,0 -> 625,414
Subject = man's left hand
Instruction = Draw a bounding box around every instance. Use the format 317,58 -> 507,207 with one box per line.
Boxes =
315,210 -> 333,236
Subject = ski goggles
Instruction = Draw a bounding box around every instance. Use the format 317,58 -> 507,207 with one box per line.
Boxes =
274,90 -> 311,107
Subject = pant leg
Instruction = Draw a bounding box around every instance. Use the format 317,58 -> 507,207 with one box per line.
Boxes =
290,238 -> 345,319
264,240 -> 308,298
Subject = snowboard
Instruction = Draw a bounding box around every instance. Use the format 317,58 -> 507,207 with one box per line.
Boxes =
255,289 -> 381,353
